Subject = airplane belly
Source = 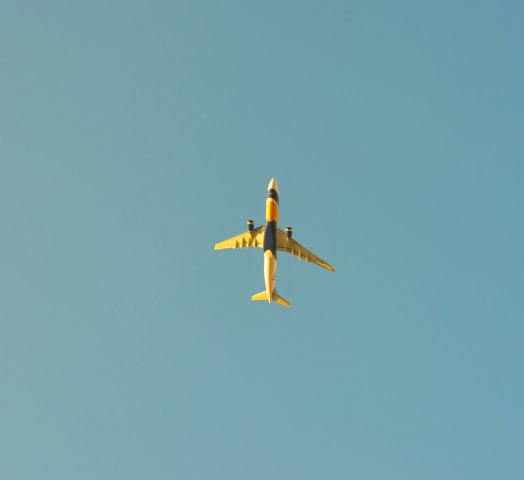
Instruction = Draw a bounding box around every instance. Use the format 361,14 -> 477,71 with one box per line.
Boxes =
263,220 -> 277,254
266,198 -> 279,222
264,250 -> 277,298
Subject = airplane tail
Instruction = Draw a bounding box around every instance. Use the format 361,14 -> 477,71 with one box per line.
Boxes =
251,290 -> 291,308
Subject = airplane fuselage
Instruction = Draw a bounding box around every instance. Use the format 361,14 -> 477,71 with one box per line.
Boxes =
263,181 -> 279,301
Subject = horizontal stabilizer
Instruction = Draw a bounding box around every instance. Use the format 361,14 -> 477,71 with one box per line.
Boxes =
251,290 -> 268,302
251,290 -> 291,308
272,290 -> 291,308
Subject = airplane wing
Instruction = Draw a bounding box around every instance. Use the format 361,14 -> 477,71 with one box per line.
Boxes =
276,228 -> 335,272
214,225 -> 265,250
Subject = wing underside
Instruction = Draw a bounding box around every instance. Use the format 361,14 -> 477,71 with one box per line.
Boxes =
214,226 -> 265,250
276,228 -> 335,272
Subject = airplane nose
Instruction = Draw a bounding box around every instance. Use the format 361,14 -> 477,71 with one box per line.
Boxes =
268,178 -> 279,194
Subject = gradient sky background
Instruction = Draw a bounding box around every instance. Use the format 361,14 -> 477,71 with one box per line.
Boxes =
1,1 -> 523,479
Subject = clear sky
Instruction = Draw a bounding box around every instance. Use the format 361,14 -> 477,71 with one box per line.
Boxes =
1,1 -> 523,479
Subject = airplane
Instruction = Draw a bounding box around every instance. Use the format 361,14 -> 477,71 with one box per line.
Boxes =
214,178 -> 335,308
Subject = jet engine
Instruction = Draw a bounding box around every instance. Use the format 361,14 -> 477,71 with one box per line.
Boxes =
247,219 -> 255,231
286,226 -> 293,238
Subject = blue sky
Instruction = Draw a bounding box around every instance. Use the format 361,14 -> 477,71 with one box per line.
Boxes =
1,1 -> 523,479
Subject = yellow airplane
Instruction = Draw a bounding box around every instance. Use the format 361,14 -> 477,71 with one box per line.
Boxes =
214,178 -> 335,308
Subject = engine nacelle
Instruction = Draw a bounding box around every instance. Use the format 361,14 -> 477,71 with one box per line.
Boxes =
247,219 -> 255,231
286,226 -> 293,238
